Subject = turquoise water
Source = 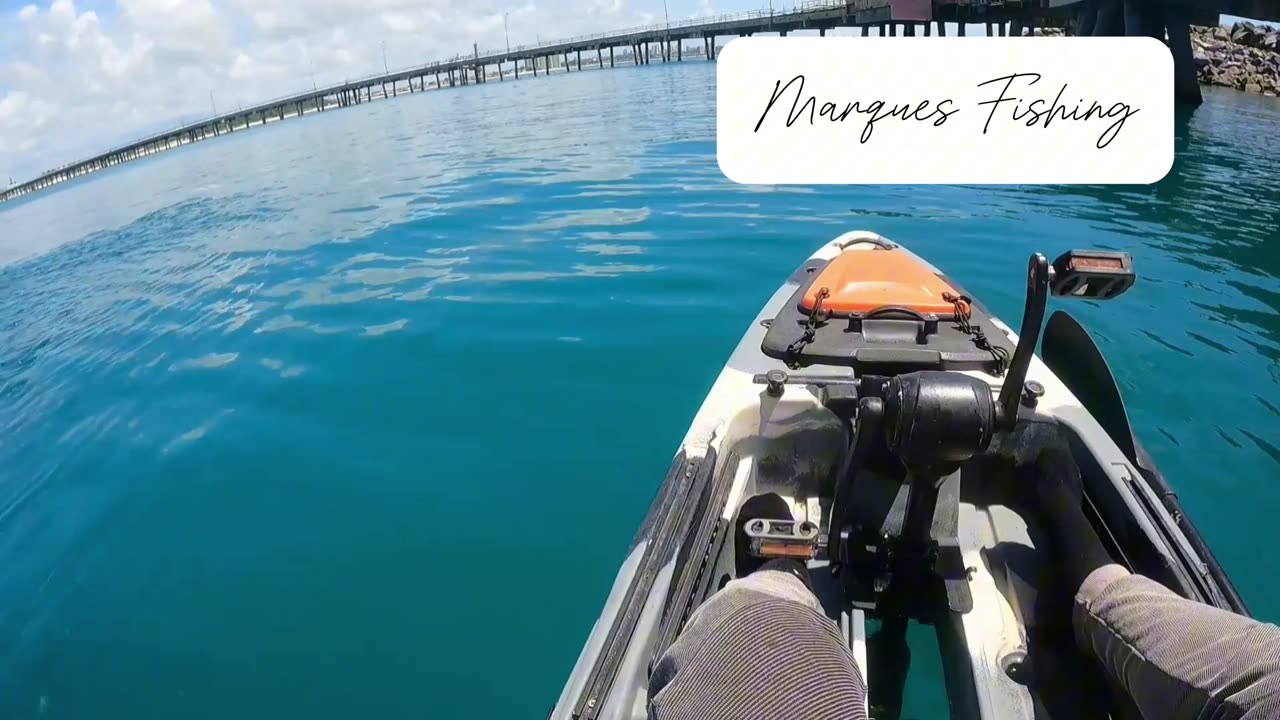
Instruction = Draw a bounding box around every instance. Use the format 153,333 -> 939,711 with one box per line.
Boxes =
1,63 -> 1278,719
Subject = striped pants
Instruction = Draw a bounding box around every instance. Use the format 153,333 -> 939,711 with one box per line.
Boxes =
649,562 -> 1280,720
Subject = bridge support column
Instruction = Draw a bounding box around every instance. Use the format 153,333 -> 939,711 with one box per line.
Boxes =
923,22 -> 931,36
905,23 -> 916,36
1165,9 -> 1203,105
819,27 -> 826,36
936,20 -> 946,35
610,46 -> 615,66
780,30 -> 788,37
958,22 -> 967,36
998,21 -> 1007,36
598,47 -> 603,68
888,23 -> 896,36
644,42 -> 650,64
1098,0 -> 1125,35
678,39 -> 682,60
1009,19 -> 1023,36
862,25 -> 870,36
577,50 -> 582,70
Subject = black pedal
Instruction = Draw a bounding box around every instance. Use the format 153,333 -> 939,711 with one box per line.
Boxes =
745,518 -> 820,560
1050,251 -> 1135,300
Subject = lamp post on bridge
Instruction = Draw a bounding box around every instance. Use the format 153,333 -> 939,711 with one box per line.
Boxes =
505,12 -> 511,54
381,40 -> 389,74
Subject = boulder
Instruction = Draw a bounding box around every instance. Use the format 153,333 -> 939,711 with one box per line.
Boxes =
1191,24 -> 1280,96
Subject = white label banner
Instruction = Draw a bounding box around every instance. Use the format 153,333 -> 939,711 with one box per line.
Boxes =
716,37 -> 1174,184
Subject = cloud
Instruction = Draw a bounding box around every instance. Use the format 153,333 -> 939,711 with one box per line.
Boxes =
1,0 -> 726,184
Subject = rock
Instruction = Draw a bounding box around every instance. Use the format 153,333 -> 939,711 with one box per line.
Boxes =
1191,24 -> 1280,97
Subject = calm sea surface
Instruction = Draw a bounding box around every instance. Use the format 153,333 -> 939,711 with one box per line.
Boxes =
1,63 -> 1278,719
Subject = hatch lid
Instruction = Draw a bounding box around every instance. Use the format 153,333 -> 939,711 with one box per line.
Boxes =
801,249 -> 960,316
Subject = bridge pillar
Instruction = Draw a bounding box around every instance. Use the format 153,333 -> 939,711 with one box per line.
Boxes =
819,27 -> 826,36
936,20 -> 946,35
905,23 -> 916,36
958,22 -> 967,36
678,39 -> 682,60
780,29 -> 788,37
923,22 -> 931,36
578,50 -> 582,70
610,46 -> 615,67
862,25 -> 870,36
1009,19 -> 1023,36
598,47 -> 603,68
1165,9 -> 1203,105
1096,0 -> 1123,36
888,23 -> 896,36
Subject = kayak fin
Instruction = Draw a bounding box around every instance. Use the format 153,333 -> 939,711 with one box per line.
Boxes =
1041,311 -> 1139,464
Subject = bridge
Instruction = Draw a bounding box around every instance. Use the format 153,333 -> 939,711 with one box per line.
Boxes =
3,0 -> 1276,203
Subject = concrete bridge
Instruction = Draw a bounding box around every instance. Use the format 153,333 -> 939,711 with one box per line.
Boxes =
3,0 -> 1276,203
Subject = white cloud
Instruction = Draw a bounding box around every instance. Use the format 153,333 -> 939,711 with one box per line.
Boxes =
0,0 -> 733,184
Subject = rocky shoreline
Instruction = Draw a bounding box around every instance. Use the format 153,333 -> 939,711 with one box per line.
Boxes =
1032,23 -> 1279,97
1193,23 -> 1279,96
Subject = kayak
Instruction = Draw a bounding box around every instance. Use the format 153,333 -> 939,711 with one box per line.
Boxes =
550,230 -> 1246,720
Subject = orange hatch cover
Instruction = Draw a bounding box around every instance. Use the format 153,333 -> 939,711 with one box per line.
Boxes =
801,249 -> 960,316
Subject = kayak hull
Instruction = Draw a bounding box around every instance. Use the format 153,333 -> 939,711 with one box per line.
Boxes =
551,230 -> 1241,720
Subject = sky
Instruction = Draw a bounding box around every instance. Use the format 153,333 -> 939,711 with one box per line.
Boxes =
0,1 -> 1274,185
0,0 -> 751,183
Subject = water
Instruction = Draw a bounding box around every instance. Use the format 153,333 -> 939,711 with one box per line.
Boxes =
1,63 -> 1278,719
